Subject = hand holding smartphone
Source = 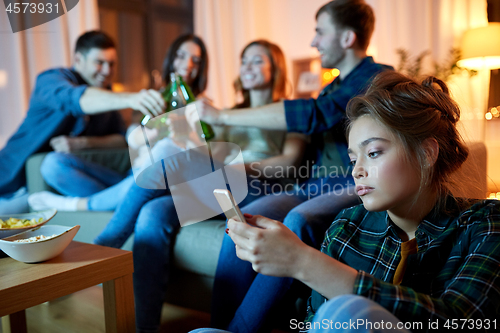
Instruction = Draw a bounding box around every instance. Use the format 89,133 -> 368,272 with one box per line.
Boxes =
213,189 -> 247,223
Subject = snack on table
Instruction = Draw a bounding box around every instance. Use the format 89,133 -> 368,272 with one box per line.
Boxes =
0,217 -> 43,229
12,234 -> 58,243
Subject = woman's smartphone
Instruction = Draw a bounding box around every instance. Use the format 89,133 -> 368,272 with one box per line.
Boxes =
213,189 -> 247,223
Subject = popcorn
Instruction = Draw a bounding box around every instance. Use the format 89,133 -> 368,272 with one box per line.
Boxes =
12,234 -> 57,243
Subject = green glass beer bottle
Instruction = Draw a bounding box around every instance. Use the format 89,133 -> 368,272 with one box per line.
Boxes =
141,73 -> 215,141
141,73 -> 176,126
176,75 -> 215,140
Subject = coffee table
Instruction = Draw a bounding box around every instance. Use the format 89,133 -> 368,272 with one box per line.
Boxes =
0,241 -> 135,333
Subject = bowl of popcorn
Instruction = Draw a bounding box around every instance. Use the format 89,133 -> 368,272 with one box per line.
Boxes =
0,224 -> 80,263
0,208 -> 57,239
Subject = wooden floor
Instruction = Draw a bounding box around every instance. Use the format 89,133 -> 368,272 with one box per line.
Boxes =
1,285 -> 210,333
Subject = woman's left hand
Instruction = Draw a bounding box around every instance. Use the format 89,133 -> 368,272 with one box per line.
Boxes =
168,110 -> 205,149
227,215 -> 308,278
194,98 -> 222,125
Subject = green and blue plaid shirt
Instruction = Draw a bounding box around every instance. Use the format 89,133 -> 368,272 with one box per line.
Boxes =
306,198 -> 500,331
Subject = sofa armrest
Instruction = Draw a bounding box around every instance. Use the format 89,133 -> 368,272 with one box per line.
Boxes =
26,148 -> 131,194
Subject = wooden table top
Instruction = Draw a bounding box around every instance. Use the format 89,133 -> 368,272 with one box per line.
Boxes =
0,241 -> 133,317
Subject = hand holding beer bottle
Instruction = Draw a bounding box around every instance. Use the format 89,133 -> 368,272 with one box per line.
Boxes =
141,73 -> 215,141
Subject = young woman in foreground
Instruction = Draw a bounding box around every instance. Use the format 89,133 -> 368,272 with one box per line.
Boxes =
194,71 -> 500,333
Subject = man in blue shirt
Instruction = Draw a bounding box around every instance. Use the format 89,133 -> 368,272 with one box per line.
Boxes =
202,1 -> 394,332
0,30 -> 165,214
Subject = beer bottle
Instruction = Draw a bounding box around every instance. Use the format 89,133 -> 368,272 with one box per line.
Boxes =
141,73 -> 215,141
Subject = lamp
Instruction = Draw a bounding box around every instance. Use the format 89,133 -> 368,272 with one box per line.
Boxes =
457,23 -> 500,141
457,23 -> 500,70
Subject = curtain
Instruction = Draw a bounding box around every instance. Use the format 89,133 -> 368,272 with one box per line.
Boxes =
0,0 -> 99,149
194,0 -> 488,141
366,0 -> 489,142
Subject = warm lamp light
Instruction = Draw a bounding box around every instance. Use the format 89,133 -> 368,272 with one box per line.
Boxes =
320,68 -> 339,86
457,23 -> 500,137
112,82 -> 126,92
457,23 -> 500,70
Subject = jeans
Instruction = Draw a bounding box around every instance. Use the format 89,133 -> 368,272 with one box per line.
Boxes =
93,183 -> 167,248
211,176 -> 360,333
93,174 -> 274,331
97,185 -> 272,332
308,295 -> 410,333
87,175 -> 135,210
93,143 -> 271,332
0,187 -> 29,214
41,152 -> 126,196
132,195 -> 180,333
190,295 -> 409,333
92,179 -> 171,333
40,152 -> 130,210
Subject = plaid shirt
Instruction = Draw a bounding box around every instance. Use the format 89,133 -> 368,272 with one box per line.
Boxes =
306,198 -> 500,331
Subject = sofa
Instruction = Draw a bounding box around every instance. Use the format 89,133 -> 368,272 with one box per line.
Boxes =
25,141 -> 488,315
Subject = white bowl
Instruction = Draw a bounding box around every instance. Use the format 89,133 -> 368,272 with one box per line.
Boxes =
0,225 -> 80,263
0,209 -> 57,239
